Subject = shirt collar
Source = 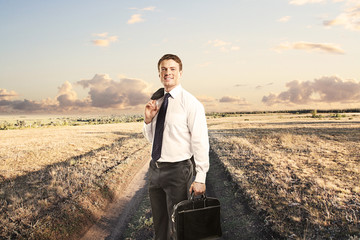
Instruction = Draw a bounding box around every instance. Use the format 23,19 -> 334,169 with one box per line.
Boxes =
166,85 -> 182,99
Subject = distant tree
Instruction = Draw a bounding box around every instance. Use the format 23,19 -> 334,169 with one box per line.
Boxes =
311,109 -> 319,118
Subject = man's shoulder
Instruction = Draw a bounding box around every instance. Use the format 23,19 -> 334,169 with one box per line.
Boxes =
180,88 -> 200,102
179,87 -> 204,110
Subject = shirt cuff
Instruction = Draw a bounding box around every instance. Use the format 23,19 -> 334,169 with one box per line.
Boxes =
143,122 -> 152,130
194,172 -> 206,184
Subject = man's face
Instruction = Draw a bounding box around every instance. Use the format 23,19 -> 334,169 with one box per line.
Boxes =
159,59 -> 182,92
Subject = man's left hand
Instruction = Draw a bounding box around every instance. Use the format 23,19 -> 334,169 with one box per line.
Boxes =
189,182 -> 206,196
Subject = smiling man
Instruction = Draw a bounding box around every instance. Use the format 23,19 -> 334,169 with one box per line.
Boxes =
143,54 -> 210,239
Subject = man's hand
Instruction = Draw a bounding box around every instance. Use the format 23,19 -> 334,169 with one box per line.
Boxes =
144,100 -> 159,124
189,182 -> 206,196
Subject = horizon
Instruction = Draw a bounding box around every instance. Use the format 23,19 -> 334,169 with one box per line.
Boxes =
1,107 -> 360,118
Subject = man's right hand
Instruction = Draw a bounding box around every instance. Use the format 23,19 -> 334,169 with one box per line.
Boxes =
144,100 -> 159,124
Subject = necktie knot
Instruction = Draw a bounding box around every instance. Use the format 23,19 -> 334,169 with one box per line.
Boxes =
164,92 -> 171,100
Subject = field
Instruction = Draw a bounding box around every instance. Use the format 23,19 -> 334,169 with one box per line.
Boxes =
1,113 -> 359,239
208,113 -> 360,239
0,121 -> 150,239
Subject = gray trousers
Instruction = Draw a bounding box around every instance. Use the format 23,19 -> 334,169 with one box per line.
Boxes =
148,159 -> 194,240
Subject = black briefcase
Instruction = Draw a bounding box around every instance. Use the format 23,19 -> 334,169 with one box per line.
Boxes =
172,194 -> 222,240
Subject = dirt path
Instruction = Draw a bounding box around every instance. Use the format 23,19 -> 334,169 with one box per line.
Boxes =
81,148 -> 281,239
80,160 -> 150,240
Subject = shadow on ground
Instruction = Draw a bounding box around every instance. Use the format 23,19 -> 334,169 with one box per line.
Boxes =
0,132 -> 147,240
119,147 -> 283,239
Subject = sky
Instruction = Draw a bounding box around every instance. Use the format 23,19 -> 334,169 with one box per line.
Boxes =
1,0 -> 360,115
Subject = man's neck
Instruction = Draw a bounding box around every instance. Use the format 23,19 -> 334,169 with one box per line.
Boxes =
164,84 -> 180,93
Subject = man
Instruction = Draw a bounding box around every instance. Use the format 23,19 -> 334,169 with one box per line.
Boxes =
143,54 -> 210,239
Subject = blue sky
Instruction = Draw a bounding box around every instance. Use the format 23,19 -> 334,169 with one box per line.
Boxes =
1,0 -> 360,114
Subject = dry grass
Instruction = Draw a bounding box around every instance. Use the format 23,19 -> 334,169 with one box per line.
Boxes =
208,113 -> 360,239
2,113 -> 360,239
0,122 -> 150,239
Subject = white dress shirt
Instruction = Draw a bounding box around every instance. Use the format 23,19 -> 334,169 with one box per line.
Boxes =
143,85 -> 210,183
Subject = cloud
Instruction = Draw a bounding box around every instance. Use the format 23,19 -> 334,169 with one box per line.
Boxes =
323,3 -> 360,31
11,99 -> 46,111
56,81 -> 90,109
194,95 -> 253,112
196,95 -> 217,103
209,39 -> 230,47
262,75 -> 360,106
0,83 -> 88,113
130,6 -> 156,11
127,6 -> 155,24
127,14 -> 144,24
92,32 -> 118,47
289,0 -> 360,31
142,6 -> 156,11
93,32 -> 109,37
207,39 -> 240,52
274,41 -> 345,54
289,0 -> 326,5
0,88 -> 18,100
219,96 -> 250,105
256,82 -> 274,89
77,74 -> 151,108
0,97 -> 59,112
92,39 -> 111,47
277,16 -> 291,22
289,0 -> 349,5
0,74 -> 153,113
234,84 -> 247,87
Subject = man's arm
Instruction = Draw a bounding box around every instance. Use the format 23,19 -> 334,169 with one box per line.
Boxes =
145,99 -> 158,124
143,99 -> 159,143
187,100 -> 210,195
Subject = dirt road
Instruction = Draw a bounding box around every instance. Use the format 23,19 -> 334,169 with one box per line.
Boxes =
80,161 -> 150,240
81,148 -> 281,239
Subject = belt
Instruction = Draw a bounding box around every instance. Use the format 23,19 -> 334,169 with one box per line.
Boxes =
152,159 -> 191,169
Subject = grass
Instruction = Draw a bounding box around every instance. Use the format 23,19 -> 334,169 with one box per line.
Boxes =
122,194 -> 154,240
0,122 -> 150,239
0,114 -> 144,130
208,114 -> 360,239
1,112 -> 360,239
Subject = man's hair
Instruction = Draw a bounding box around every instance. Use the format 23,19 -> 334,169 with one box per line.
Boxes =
158,54 -> 183,71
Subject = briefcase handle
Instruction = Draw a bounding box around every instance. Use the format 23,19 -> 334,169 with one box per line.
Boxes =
190,192 -> 206,201
190,192 -> 207,209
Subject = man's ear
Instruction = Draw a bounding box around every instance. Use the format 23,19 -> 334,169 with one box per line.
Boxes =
179,70 -> 183,78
